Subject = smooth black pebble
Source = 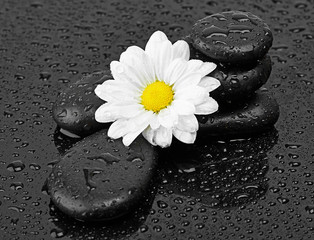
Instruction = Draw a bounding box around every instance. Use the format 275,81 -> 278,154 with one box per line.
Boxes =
190,11 -> 273,65
52,71 -> 112,137
47,129 -> 158,221
197,91 -> 279,137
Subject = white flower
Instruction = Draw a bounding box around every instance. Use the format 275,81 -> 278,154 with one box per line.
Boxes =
94,31 -> 220,148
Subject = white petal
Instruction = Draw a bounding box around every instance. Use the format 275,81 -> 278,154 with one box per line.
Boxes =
94,102 -> 142,123
149,114 -> 160,130
145,31 -> 168,58
173,40 -> 190,61
120,46 -> 155,86
154,126 -> 173,148
175,85 -> 207,105
176,115 -> 199,132
164,58 -> 188,85
94,80 -> 138,103
173,72 -> 203,90
108,119 -> 129,139
122,127 -> 145,146
172,100 -> 196,115
186,60 -> 217,76
119,46 -> 144,65
173,129 -> 196,144
154,40 -> 173,81
122,111 -> 153,146
110,61 -> 145,88
118,104 -> 144,118
126,110 -> 153,132
158,107 -> 178,128
95,103 -> 120,123
198,76 -> 221,92
195,96 -> 219,115
143,125 -> 173,148
142,127 -> 157,146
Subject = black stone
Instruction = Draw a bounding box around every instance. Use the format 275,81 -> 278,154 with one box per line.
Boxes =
52,71 -> 112,137
188,44 -> 272,103
197,91 -> 279,137
209,55 -> 272,103
47,129 -> 158,221
190,11 -> 273,65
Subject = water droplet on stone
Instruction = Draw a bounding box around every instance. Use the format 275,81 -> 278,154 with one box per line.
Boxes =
7,160 -> 25,172
305,205 -> 314,214
50,228 -> 66,238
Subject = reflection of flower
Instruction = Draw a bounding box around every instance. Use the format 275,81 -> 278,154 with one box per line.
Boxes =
95,31 -> 220,147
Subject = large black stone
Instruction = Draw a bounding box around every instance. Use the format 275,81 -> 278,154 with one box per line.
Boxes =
47,129 -> 158,221
197,91 -> 279,137
52,71 -> 112,137
189,11 -> 273,65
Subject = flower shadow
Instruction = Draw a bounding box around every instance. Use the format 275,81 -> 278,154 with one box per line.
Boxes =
158,128 -> 278,209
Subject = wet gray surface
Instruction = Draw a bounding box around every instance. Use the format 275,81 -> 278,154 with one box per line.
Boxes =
0,0 -> 313,239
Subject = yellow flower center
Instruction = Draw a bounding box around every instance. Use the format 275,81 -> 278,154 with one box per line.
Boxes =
141,80 -> 174,113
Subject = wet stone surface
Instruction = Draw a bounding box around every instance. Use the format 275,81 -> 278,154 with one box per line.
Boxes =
197,90 -> 280,137
52,71 -> 112,137
47,129 -> 158,221
190,11 -> 273,65
210,55 -> 272,103
0,0 -> 314,239
190,44 -> 272,103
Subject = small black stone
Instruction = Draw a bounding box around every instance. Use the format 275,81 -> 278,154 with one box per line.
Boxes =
190,11 -> 273,65
197,91 -> 279,137
52,71 -> 112,137
47,129 -> 158,221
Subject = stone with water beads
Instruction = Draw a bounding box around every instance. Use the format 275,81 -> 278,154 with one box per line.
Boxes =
47,129 -> 158,221
52,71 -> 111,137
190,11 -> 273,65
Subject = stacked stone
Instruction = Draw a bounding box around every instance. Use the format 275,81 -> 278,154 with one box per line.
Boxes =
187,11 -> 279,137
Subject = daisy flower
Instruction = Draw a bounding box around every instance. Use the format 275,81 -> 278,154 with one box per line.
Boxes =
94,31 -> 220,148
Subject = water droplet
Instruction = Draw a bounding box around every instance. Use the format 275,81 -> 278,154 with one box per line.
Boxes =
39,72 -> 51,81
285,143 -> 302,149
7,160 -> 25,172
8,206 -> 25,212
50,228 -> 66,238
202,25 -> 229,38
57,109 -> 67,118
10,182 -> 24,190
228,24 -> 253,34
84,104 -> 93,112
157,200 -> 168,209
87,153 -> 121,165
277,197 -> 289,204
305,206 -> 314,214
29,163 -> 41,170
288,161 -> 301,167
10,218 -> 19,226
